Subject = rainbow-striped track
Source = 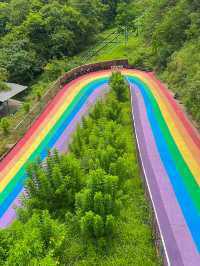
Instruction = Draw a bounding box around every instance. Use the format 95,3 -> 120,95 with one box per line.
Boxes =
0,69 -> 200,265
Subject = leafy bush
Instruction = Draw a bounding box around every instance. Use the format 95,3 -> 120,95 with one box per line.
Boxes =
0,72 -> 159,265
25,151 -> 82,219
23,102 -> 30,114
0,117 -> 10,135
131,0 -> 200,125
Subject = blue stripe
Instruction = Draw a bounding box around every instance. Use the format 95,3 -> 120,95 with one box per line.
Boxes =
128,77 -> 200,251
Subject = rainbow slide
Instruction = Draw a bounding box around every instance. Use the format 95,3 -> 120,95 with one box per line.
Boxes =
0,68 -> 200,265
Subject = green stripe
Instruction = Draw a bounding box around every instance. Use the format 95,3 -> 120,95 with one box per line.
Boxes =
128,75 -> 200,214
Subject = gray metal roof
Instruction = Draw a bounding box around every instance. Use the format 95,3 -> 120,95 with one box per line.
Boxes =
0,83 -> 28,102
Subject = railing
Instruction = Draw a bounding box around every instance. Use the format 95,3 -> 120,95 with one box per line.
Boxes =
0,59 -> 129,161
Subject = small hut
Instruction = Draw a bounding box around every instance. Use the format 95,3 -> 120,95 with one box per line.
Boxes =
0,83 -> 28,115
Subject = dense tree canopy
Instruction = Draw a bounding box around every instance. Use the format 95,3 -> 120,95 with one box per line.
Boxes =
0,0 -> 124,84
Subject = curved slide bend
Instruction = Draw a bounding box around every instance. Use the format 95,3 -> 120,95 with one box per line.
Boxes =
0,69 -> 200,265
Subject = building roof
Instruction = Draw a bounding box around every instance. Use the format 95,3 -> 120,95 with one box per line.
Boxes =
0,83 -> 28,102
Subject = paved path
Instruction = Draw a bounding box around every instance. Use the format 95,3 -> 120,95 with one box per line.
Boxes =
0,69 -> 200,265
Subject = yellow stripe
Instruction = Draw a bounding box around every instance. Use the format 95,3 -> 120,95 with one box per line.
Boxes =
132,71 -> 200,185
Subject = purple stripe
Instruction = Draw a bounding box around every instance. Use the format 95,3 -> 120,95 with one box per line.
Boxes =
131,85 -> 200,265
